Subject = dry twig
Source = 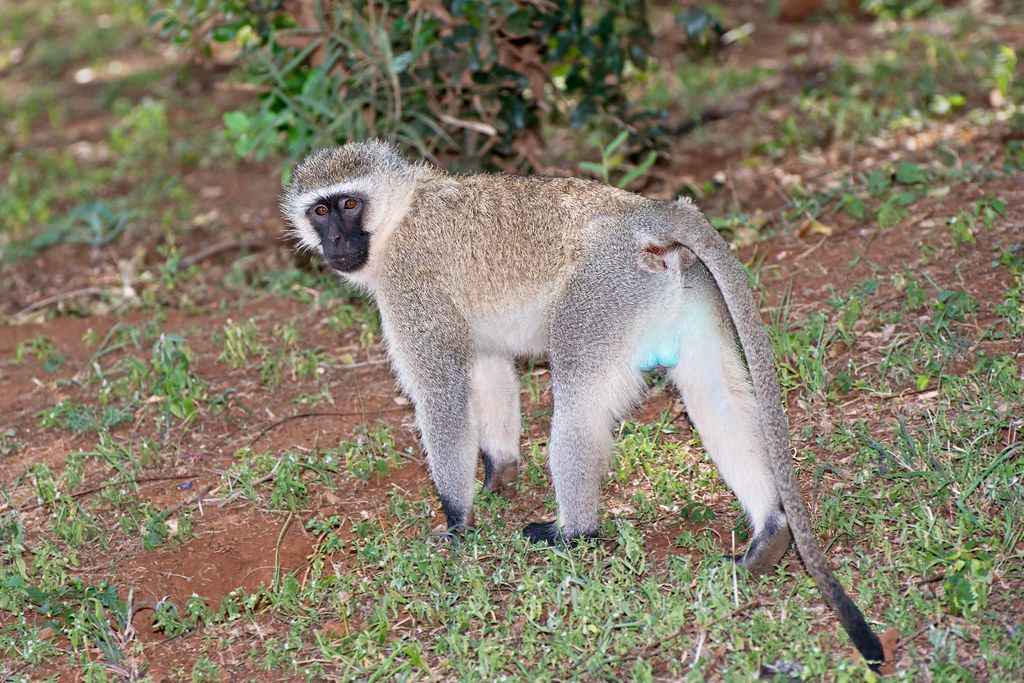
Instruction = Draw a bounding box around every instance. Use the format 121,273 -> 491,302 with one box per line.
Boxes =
247,408 -> 410,447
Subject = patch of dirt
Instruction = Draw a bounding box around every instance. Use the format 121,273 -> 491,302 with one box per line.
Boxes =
130,613 -> 281,682
125,506 -> 315,620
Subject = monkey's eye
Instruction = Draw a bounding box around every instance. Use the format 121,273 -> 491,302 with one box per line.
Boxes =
343,198 -> 359,210
313,204 -> 329,217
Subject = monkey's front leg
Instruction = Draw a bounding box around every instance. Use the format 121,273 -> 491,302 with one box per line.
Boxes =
381,298 -> 480,533
414,372 -> 480,533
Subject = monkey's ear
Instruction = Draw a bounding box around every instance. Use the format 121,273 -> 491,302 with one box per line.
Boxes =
637,244 -> 696,273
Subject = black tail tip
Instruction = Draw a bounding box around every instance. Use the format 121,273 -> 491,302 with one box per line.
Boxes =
845,610 -> 886,671
830,588 -> 887,670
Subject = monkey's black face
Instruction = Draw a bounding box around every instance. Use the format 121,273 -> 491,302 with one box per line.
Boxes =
306,194 -> 370,272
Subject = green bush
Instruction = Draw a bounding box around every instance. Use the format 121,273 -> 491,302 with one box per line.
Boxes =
153,0 -> 652,170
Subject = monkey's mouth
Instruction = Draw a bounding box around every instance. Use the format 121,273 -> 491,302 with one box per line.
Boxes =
325,253 -> 366,272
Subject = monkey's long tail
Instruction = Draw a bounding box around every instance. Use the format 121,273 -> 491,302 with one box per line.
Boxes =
673,202 -> 885,670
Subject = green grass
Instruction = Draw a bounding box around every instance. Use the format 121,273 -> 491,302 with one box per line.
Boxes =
0,100 -> 195,266
4,268 -> 1021,678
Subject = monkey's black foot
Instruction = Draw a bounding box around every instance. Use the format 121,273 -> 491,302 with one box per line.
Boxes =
482,453 -> 520,496
733,515 -> 792,576
523,520 -> 560,545
522,520 -> 598,546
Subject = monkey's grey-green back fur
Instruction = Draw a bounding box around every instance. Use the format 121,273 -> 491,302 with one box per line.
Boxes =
382,173 -> 643,308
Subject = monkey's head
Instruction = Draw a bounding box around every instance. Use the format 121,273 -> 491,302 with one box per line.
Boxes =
281,140 -> 419,277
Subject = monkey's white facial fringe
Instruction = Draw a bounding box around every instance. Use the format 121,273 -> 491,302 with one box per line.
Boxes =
280,172 -> 418,289
281,216 -> 322,257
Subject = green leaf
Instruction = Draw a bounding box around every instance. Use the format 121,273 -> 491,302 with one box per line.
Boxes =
944,572 -> 979,616
391,51 -> 414,74
212,23 -> 241,42
604,130 -> 630,157
895,191 -> 917,206
505,10 -> 534,36
616,150 -> 658,189
894,162 -> 926,185
866,169 -> 890,196
839,194 -> 866,221
877,196 -> 907,228
222,111 -> 251,132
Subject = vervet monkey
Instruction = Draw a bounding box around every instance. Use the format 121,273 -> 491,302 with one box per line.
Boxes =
281,140 -> 884,667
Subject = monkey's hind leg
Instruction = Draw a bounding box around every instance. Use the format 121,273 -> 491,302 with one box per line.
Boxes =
472,356 -> 522,496
524,365 -> 642,545
668,278 -> 791,575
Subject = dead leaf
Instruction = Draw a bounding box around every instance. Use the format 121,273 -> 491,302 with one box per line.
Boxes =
191,209 -> 220,227
879,627 -> 901,676
512,129 -> 547,171
437,113 -> 497,137
407,0 -> 454,23
828,340 -> 849,358
798,213 -> 833,238
498,39 -> 548,106
779,0 -> 822,22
